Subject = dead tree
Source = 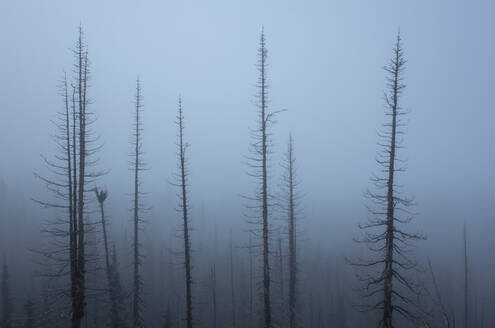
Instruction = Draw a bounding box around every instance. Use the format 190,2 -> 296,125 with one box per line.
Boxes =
244,27 -> 282,328
94,188 -> 124,328
131,78 -> 145,328
352,32 -> 424,327
34,27 -> 100,328
280,135 -> 300,328
173,96 -> 193,328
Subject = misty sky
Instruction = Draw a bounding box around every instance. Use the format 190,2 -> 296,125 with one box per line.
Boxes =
1,0 -> 494,270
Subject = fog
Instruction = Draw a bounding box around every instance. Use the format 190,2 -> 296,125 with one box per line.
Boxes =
0,1 -> 494,327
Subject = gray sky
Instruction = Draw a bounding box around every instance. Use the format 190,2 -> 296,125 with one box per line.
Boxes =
1,0 -> 494,262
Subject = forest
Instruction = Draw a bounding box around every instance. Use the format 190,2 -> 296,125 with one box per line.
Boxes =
1,1 -> 494,328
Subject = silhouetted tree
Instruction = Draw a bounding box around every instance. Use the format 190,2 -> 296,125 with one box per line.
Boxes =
1,263 -> 13,328
23,299 -> 35,328
280,135 -> 301,328
94,188 -> 125,328
34,26 -> 100,328
244,27 -> 282,328
173,96 -> 193,328
131,78 -> 145,328
353,32 -> 424,327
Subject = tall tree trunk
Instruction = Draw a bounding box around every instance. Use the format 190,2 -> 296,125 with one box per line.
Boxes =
259,28 -> 272,328
72,26 -> 88,328
132,78 -> 144,328
382,33 -> 401,328
177,96 -> 193,328
287,137 -> 296,328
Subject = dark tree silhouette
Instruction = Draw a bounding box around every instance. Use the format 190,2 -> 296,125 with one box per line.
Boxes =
280,135 -> 301,328
244,27 -> 282,328
173,96 -> 193,328
94,188 -> 125,328
131,78 -> 145,328
353,32 -> 424,328
34,26 -> 101,328
1,263 -> 13,328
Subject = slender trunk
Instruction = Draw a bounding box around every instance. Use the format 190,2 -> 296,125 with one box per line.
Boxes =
382,34 -> 401,328
288,137 -> 296,328
73,28 -> 87,328
259,29 -> 271,328
178,97 -> 193,328
132,79 -> 142,327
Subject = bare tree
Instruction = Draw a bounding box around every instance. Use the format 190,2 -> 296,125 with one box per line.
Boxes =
94,188 -> 125,328
34,27 -> 101,328
173,96 -> 193,328
352,32 -> 424,327
131,78 -> 145,328
244,27 -> 282,328
280,135 -> 301,328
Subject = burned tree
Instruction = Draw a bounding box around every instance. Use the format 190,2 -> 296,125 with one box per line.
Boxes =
245,27 -> 281,328
353,32 -> 424,327
131,78 -> 145,328
280,135 -> 301,328
34,27 -> 100,328
94,188 -> 125,328
173,96 -> 193,328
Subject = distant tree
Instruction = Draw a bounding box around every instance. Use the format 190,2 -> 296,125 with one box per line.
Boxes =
279,135 -> 301,328
23,299 -> 35,328
427,258 -> 452,327
209,264 -> 217,328
131,78 -> 145,328
244,27 -> 282,328
173,96 -> 193,328
1,263 -> 13,328
352,32 -> 424,327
